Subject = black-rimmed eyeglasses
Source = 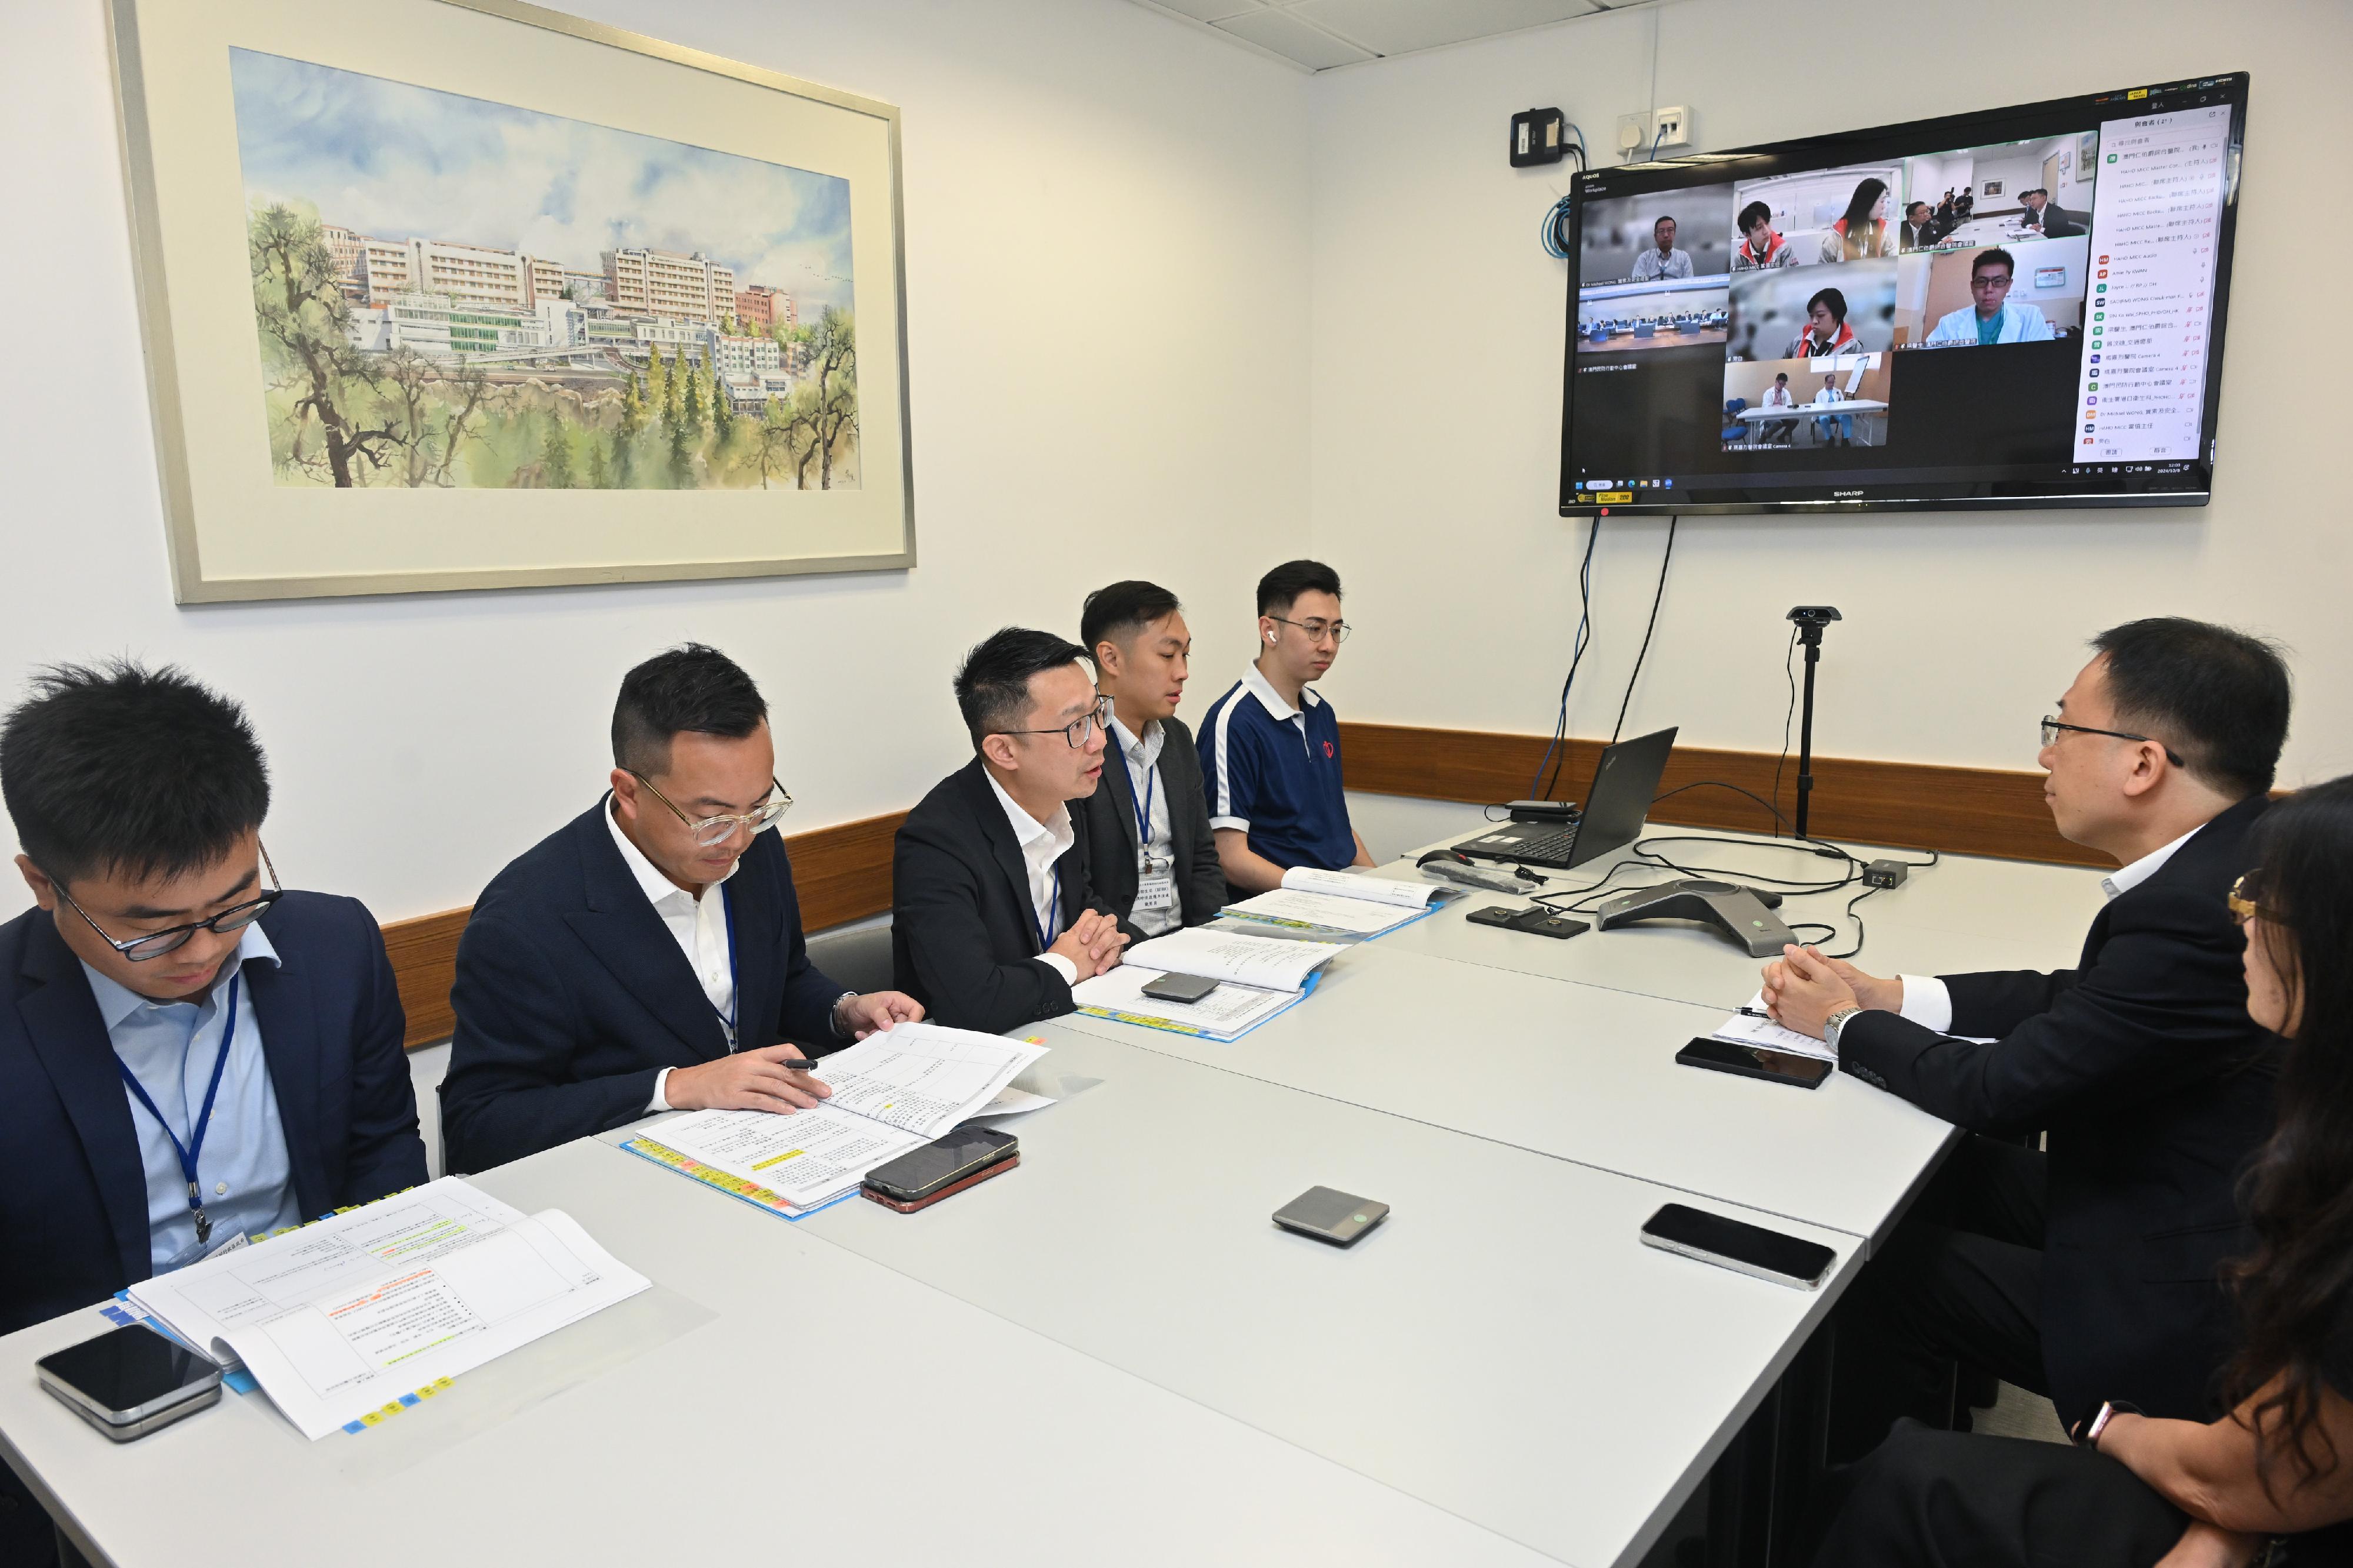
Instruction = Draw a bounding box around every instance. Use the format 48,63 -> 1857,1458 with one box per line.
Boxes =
629,773 -> 794,848
2039,716 -> 2185,768
50,843 -> 285,962
995,695 -> 1113,749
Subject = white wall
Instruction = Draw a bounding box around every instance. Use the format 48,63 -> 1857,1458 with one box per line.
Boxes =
1307,0 -> 2353,790
0,0 -> 1311,925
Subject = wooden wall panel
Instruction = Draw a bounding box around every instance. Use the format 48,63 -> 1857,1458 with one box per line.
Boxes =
1338,722 -> 2098,869
382,809 -> 908,1050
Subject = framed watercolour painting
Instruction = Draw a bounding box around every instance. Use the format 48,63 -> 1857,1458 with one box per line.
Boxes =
104,0 -> 915,602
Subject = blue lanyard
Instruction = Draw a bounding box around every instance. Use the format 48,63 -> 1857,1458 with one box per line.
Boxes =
1121,746 -> 1159,869
1032,876 -> 1061,954
114,972 -> 239,1245
712,882 -> 740,1050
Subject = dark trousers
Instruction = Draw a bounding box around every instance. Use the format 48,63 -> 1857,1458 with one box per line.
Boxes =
1,1459 -> 61,1568
1809,1419 -> 2186,1567
1829,1134 -> 2049,1462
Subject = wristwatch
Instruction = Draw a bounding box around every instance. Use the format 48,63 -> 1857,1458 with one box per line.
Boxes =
1822,1005 -> 1863,1053
2071,1399 -> 2142,1449
828,990 -> 860,1038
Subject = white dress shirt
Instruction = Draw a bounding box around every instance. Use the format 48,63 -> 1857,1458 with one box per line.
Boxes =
608,805 -> 738,1112
1109,715 -> 1179,938
84,923 -> 302,1270
1894,824 -> 2204,1036
985,771 -> 1080,985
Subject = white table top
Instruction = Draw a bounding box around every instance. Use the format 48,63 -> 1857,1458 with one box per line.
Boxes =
792,1023 -> 1859,1568
0,1133 -> 1562,1568
1738,399 -> 1888,418
1055,939 -> 1949,1246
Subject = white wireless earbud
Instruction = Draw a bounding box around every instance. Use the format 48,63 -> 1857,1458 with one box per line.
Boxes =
1265,630 -> 1275,642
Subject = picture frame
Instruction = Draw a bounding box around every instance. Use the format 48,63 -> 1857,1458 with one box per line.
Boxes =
105,0 -> 916,603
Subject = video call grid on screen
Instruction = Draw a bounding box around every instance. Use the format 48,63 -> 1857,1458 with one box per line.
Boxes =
1559,74 -> 2245,515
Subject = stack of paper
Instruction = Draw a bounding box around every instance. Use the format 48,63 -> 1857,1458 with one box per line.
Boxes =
1221,866 -> 1456,939
1710,991 -> 1998,1066
628,1023 -> 1048,1215
1072,927 -> 1344,1042
1121,927 -> 1343,991
124,1178 -> 650,1440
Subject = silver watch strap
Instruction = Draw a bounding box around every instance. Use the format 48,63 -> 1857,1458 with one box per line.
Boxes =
1823,1005 -> 1862,1053
829,990 -> 859,1037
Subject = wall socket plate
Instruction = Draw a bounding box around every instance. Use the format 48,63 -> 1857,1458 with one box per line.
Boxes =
1652,106 -> 1691,147
1616,111 -> 1648,155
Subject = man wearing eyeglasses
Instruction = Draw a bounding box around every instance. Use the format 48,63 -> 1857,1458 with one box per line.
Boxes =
0,663 -> 427,1336
1760,618 -> 2291,1460
1200,559 -> 1374,894
441,644 -> 922,1174
892,628 -> 1132,1035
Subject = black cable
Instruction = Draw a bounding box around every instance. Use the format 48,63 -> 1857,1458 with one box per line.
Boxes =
1611,515 -> 1678,745
1771,624 -> 1798,836
1529,516 -> 1600,800
1821,886 -> 1883,960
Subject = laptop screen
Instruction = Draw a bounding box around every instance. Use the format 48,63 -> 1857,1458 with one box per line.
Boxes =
1570,727 -> 1678,867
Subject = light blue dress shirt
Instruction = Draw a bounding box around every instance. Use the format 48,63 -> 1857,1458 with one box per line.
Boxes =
81,923 -> 302,1272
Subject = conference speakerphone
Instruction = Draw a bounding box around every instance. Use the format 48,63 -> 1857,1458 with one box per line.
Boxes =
1461,728 -> 1677,871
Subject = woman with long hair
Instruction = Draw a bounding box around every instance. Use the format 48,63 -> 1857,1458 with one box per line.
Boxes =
1818,176 -> 1895,261
1809,775 -> 2353,1567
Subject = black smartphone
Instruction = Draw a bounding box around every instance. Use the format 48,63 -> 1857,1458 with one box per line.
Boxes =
1639,1203 -> 1837,1289
1509,909 -> 1589,940
1467,904 -> 1536,928
1142,972 -> 1221,1004
864,1126 -> 1019,1203
1676,1037 -> 1833,1089
36,1325 -> 222,1442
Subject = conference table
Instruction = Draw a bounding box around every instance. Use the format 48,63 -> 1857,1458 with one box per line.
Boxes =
0,821 -> 2103,1568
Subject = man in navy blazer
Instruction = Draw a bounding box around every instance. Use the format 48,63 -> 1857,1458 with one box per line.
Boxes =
1,662 -> 424,1564
441,644 -> 922,1174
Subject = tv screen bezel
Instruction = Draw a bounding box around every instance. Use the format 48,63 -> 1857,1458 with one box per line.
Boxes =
1557,73 -> 2248,518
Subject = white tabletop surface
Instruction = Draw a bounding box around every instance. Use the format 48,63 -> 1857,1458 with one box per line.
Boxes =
788,1023 -> 1859,1568
1054,939 -> 1949,1246
0,1133 -> 1564,1568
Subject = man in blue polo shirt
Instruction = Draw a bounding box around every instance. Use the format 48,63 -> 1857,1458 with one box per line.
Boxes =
1199,559 -> 1374,892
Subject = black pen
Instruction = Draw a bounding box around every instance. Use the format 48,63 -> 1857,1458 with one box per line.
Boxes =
782,1059 -> 826,1072
1738,1006 -> 1772,1019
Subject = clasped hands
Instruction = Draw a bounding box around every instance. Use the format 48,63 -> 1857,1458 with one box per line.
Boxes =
1048,908 -> 1129,980
1759,946 -> 1904,1039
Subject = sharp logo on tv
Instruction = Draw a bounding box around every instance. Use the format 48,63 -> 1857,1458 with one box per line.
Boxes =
1561,75 -> 2244,515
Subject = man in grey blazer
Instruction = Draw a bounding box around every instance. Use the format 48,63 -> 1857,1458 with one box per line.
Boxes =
1077,582 -> 1228,933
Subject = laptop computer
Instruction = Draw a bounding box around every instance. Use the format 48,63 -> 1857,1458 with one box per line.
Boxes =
1457,726 -> 1678,871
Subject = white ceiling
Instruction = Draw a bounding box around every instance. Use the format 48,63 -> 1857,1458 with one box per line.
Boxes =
1127,0 -> 1643,71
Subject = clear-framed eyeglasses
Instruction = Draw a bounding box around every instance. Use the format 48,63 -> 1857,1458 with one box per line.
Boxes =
629,773 -> 794,847
1268,615 -> 1352,645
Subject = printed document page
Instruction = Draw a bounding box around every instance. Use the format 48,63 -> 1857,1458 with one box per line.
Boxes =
649,1103 -> 926,1208
1123,928 -> 1343,992
1071,964 -> 1300,1039
1279,866 -> 1439,908
1714,990 -> 1995,1065
812,1022 -> 1049,1136
125,1178 -> 649,1440
1223,888 -> 1419,936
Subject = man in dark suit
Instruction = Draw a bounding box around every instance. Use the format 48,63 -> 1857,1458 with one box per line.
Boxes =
894,628 -> 1131,1035
1,662 -> 425,1564
1077,582 -> 1227,933
440,645 -> 921,1174
2019,187 -> 2085,238
1763,618 -> 2292,1456
1901,199 -> 1939,251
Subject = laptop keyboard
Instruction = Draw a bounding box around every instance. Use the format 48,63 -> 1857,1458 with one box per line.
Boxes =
1467,822 -> 1582,865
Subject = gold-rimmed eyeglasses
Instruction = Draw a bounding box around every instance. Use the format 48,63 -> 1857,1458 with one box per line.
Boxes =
629,773 -> 793,847
2228,872 -> 2281,928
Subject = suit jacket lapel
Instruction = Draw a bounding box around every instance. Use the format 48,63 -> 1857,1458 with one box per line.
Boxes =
961,761 -> 1046,956
566,804 -> 732,1060
246,920 -> 326,1218
727,843 -> 784,1047
18,918 -> 151,1284
1100,740 -> 1141,856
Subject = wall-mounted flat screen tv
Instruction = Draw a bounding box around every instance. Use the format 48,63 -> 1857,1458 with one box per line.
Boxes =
1560,74 -> 2245,515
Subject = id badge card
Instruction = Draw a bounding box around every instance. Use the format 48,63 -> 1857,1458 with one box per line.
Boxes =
1133,871 -> 1179,919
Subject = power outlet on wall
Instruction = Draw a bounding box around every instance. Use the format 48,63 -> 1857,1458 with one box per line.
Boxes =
1652,106 -> 1690,148
1616,111 -> 1648,158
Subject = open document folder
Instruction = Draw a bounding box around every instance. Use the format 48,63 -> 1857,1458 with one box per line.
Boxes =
1221,866 -> 1458,939
1071,927 -> 1344,1042
124,1177 -> 648,1440
624,1022 -> 1048,1216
